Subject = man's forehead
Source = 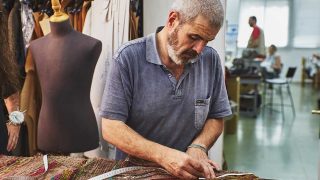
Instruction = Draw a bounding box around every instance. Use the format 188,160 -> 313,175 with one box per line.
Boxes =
186,21 -> 219,41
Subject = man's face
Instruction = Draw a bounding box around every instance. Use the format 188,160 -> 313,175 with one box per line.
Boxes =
167,15 -> 220,65
248,18 -> 255,27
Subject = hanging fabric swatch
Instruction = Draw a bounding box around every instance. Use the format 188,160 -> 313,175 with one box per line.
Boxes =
82,0 -> 130,159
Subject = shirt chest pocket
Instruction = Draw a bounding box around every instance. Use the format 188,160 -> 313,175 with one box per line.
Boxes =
194,97 -> 211,130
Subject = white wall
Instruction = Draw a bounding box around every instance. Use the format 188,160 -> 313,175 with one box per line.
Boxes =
226,0 -> 240,25
143,0 -> 171,35
144,0 -> 227,167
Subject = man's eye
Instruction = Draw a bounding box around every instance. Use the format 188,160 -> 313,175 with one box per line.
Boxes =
190,35 -> 200,40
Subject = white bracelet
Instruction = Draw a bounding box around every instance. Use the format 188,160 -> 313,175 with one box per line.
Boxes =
7,110 -> 25,125
188,144 -> 208,154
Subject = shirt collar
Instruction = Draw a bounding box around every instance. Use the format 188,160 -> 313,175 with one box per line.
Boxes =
146,27 -> 163,65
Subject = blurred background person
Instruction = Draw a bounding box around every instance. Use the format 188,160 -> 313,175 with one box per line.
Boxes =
260,44 -> 282,79
247,16 -> 266,58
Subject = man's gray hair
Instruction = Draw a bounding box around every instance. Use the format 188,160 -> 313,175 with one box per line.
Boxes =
171,0 -> 224,28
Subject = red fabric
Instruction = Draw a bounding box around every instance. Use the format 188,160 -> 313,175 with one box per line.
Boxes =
251,26 -> 260,40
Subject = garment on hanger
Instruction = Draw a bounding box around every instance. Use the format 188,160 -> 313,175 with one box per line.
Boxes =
32,12 -> 45,38
82,0 -> 130,159
20,2 -> 34,49
19,2 -> 46,157
136,0 -> 143,38
39,14 -> 50,35
129,0 -> 143,40
20,50 -> 42,156
65,0 -> 88,32
8,0 -> 26,77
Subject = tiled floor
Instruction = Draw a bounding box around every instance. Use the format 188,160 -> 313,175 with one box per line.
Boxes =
224,83 -> 319,180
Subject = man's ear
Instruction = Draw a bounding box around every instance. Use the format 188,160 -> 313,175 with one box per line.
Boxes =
167,11 -> 180,30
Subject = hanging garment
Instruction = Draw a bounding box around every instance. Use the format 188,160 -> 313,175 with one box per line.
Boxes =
82,0 -> 130,159
81,1 -> 91,30
129,0 -> 143,40
32,12 -> 44,38
20,2 -> 34,48
20,50 -> 42,156
39,15 -> 50,35
20,11 -> 45,156
8,0 -> 26,77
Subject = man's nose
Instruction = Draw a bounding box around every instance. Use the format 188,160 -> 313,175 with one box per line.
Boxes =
192,41 -> 206,54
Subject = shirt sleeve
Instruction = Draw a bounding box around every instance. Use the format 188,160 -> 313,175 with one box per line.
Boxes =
99,53 -> 132,122
207,50 -> 232,119
252,26 -> 260,40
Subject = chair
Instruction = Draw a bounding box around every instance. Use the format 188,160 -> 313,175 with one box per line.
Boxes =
263,67 -> 297,119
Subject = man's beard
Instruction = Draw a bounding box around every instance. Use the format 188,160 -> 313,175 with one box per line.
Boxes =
167,27 -> 199,65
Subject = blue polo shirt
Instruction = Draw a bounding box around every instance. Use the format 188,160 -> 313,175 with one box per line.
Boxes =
100,31 -> 232,160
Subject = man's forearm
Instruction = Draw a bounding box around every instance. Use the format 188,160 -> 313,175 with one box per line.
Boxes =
191,119 -> 224,150
102,118 -> 170,163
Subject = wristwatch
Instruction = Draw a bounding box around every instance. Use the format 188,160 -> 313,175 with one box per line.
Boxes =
7,111 -> 25,125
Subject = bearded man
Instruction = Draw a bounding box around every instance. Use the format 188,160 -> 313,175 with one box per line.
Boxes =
100,0 -> 231,179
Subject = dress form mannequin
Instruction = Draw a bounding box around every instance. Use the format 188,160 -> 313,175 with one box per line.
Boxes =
29,0 -> 101,153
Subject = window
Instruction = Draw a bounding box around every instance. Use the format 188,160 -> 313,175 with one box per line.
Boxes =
237,0 -> 289,48
293,0 -> 320,48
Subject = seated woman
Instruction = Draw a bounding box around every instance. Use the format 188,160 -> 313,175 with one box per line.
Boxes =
260,44 -> 282,79
304,53 -> 320,78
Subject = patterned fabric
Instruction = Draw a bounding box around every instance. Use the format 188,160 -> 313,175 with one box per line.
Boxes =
0,155 -> 260,179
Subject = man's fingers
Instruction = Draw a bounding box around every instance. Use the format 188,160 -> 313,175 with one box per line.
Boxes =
188,158 -> 216,179
199,161 -> 216,179
182,163 -> 203,177
206,162 -> 216,179
208,160 -> 220,170
177,169 -> 198,180
189,158 -> 204,172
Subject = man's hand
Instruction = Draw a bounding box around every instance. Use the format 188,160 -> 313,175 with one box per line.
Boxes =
158,148 -> 214,179
184,118 -> 223,178
102,119 -> 217,179
186,147 -> 220,178
6,124 -> 20,151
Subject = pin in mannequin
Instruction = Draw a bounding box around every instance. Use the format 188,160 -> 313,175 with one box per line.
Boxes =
29,0 -> 101,153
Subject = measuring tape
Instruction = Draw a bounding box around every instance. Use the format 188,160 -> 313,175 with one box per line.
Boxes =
88,166 -> 146,180
43,155 -> 255,180
216,173 -> 254,179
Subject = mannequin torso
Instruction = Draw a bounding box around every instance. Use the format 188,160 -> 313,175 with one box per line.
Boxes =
30,19 -> 101,153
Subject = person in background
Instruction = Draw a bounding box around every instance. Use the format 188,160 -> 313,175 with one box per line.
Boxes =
0,19 -> 23,155
304,53 -> 320,79
260,44 -> 282,79
247,16 -> 266,58
100,0 -> 231,179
